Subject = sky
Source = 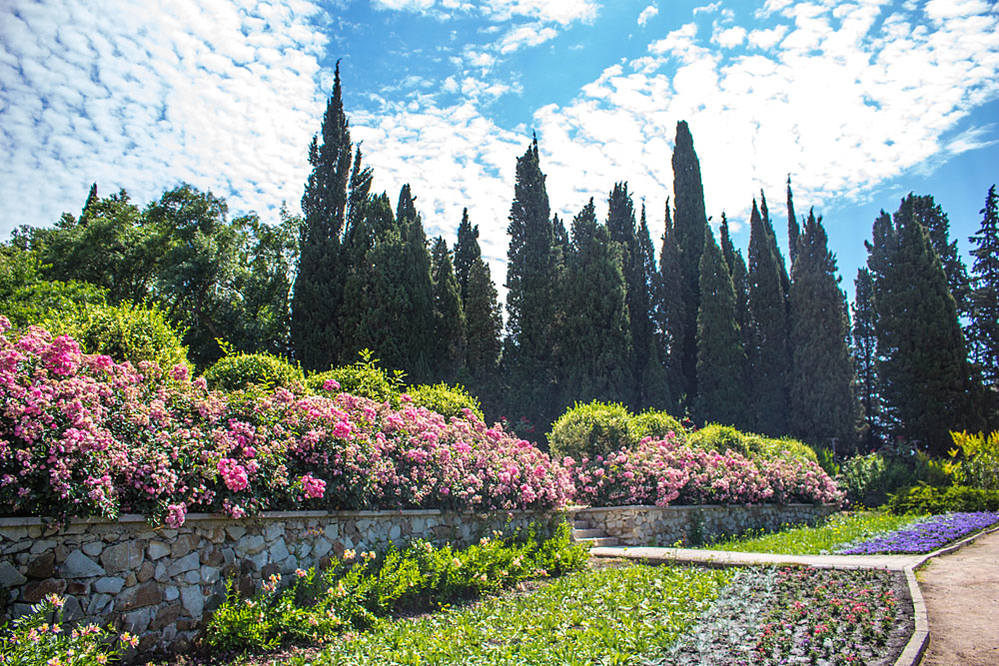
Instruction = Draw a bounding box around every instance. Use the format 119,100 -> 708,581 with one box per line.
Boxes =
2,0 -> 998,303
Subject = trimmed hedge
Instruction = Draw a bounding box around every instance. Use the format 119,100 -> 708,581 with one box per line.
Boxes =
686,424 -> 818,464
204,352 -> 304,393
307,351 -> 404,406
887,485 -> 999,515
406,383 -> 484,422
547,401 -> 633,460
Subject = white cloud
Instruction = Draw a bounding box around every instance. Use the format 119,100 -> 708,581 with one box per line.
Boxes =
747,25 -> 788,49
637,4 -> 658,27
372,0 -> 435,11
693,2 -> 721,15
0,0 -> 327,235
497,24 -> 559,54
712,25 -> 747,48
648,23 -> 708,63
371,0 -> 599,25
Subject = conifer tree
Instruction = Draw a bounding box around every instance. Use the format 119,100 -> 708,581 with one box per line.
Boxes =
789,210 -> 858,450
671,121 -> 710,403
719,212 -> 752,428
787,176 -> 801,267
748,198 -> 791,435
561,199 -> 632,404
292,61 -> 353,370
899,194 -> 971,318
463,253 -> 503,395
80,183 -> 98,224
969,185 -> 999,389
453,208 -> 480,301
696,226 -> 748,426
653,200 -> 685,409
430,236 -> 466,381
395,184 -> 436,382
638,205 -> 671,408
504,136 -> 561,430
867,197 -> 976,453
852,267 -> 880,450
760,190 -> 792,304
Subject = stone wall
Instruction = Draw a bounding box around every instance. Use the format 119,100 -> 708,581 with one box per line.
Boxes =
571,503 -> 838,547
0,509 -> 561,655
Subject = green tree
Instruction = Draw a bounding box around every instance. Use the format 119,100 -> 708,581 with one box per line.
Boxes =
637,204 -> 671,409
695,226 -> 749,427
719,211 -> 751,381
292,61 -> 353,371
653,199 -> 685,410
969,185 -> 999,390
852,267 -> 881,451
787,175 -> 801,267
453,208 -> 480,301
899,194 -> 971,319
430,236 -> 466,381
789,210 -> 858,450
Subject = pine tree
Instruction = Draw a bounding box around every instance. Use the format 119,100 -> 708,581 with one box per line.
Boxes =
504,136 -> 562,431
852,267 -> 880,451
560,199 -> 632,405
653,200 -> 685,409
453,208 -> 480,302
747,198 -> 791,435
80,183 -> 98,224
292,61 -> 353,371
867,197 -> 976,454
787,176 -> 801,267
696,225 -> 748,426
430,236 -> 466,381
671,121 -> 710,404
969,185 -> 999,390
789,210 -> 858,450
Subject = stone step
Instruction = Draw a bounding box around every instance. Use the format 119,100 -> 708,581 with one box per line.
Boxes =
572,520 -> 591,530
572,528 -> 605,539
577,536 -> 620,547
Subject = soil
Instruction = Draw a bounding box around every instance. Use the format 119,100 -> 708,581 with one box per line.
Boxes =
918,528 -> 999,666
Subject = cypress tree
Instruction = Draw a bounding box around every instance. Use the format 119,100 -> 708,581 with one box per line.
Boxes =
760,190 -> 792,304
292,61 -> 353,371
561,199 -> 632,404
899,194 -> 971,318
748,198 -> 791,435
504,136 -> 561,430
696,225 -> 748,426
395,185 -> 436,382
339,193 -> 390,363
867,196 -> 976,454
430,236 -> 466,381
852,267 -> 880,451
969,185 -> 999,389
463,253 -> 503,396
719,212 -> 752,429
653,200 -> 685,409
638,204 -> 671,409
453,208 -> 480,301
787,175 -> 801,267
789,210 -> 858,451
671,121 -> 710,403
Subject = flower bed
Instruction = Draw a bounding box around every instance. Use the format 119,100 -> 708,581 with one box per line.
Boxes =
565,434 -> 842,508
837,511 -> 999,555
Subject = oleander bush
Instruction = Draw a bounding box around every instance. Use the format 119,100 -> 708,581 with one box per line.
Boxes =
887,485 -> 999,515
204,352 -> 305,393
405,382 -> 484,421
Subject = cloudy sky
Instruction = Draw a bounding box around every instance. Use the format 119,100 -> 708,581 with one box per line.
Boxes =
2,0 -> 998,299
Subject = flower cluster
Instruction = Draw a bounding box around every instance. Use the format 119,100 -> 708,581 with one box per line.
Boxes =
566,434 -> 842,507
838,511 -> 999,554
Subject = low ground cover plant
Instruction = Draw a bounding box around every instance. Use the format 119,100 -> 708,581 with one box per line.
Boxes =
837,511 -> 999,554
205,522 -> 588,654
702,511 -> 923,555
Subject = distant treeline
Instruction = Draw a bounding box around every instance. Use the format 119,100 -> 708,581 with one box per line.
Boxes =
2,63 -> 997,455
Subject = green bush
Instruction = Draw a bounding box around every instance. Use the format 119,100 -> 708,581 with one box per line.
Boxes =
307,350 -> 405,406
840,452 -> 918,507
0,594 -> 127,663
687,425 -> 817,464
203,352 -> 304,393
757,436 -> 819,464
406,382 -> 484,421
950,431 -> 999,491
547,401 -> 633,460
887,485 -> 999,515
629,409 -> 686,443
45,301 -> 188,371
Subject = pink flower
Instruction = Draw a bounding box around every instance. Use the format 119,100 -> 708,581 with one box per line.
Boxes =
322,378 -> 341,392
217,458 -> 249,492
300,474 -> 326,499
164,503 -> 187,528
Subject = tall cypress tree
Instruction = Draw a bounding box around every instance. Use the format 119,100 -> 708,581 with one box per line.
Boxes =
852,267 -> 880,451
396,185 -> 436,382
560,199 -> 632,405
504,136 -> 561,431
463,255 -> 503,398
671,121 -> 710,404
637,204 -> 671,409
430,236 -> 466,381
453,208 -> 480,302
696,225 -> 748,426
719,212 -> 752,429
867,196 -> 976,454
292,61 -> 353,371
653,200 -> 685,410
787,176 -> 801,267
969,185 -> 999,390
748,198 -> 791,435
899,194 -> 971,319
291,62 -> 352,370
789,210 -> 858,450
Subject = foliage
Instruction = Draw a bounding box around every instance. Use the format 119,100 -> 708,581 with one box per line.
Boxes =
405,382 -> 484,422
629,409 -> 686,443
205,522 -> 588,652
852,267 -> 881,450
429,236 -> 466,381
887,485 -> 999,515
0,248 -> 109,331
0,594 -> 129,665
306,351 -> 404,407
949,430 -> 999,490
311,562 -> 731,665
968,185 -> 999,388
839,511 -> 999,553
0,323 -> 571,523
204,352 -> 305,393
547,400 -> 633,460
686,424 -> 818,464
814,447 -> 840,477
839,450 -> 953,507
653,201 -> 686,411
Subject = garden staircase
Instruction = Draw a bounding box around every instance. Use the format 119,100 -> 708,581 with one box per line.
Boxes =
572,516 -> 620,547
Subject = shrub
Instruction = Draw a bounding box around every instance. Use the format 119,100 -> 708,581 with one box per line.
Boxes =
406,383 -> 484,422
629,409 -> 686,443
887,485 -> 999,515
949,431 -> 999,491
687,426 -> 818,464
547,401 -> 633,460
0,594 -> 129,663
307,349 -> 404,406
840,452 -> 918,507
203,352 -> 304,393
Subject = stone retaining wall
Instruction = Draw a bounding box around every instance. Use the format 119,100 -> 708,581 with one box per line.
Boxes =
0,509 -> 560,655
571,503 -> 838,546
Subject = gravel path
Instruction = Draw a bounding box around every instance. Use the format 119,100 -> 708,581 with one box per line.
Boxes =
918,528 -> 999,666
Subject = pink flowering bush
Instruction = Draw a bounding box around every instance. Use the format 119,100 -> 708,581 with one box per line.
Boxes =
566,434 -> 842,507
0,321 -> 572,525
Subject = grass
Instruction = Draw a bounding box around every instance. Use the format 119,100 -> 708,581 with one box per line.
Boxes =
698,510 -> 926,555
273,563 -> 733,666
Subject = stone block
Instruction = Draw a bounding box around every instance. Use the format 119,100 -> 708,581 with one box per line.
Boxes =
117,581 -> 162,611
171,533 -> 199,559
201,566 -> 220,584
265,523 -> 283,541
87,593 -> 113,615
0,561 -> 26,587
184,570 -> 200,584
22,578 -> 67,603
100,542 -> 144,574
137,561 -> 155,583
150,603 -> 182,631
94,577 -> 125,595
61,550 -> 105,578
122,606 -> 154,633
313,538 -> 332,559
62,595 -> 84,622
237,534 -> 266,555
269,538 -> 289,563
164,585 -> 179,602
225,526 -> 246,541
147,541 -> 171,560
201,547 -> 224,567
167,552 -> 200,578
29,539 -> 57,555
81,540 -> 103,558
180,585 -> 204,618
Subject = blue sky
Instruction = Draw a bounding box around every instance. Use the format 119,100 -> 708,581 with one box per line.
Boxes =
2,0 -> 998,301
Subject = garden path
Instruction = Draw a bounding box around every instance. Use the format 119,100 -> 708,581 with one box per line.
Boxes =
918,528 -> 999,666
